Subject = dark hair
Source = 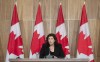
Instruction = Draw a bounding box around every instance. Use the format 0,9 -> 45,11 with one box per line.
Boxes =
45,33 -> 58,47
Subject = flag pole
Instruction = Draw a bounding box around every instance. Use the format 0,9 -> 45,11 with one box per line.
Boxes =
60,2 -> 62,5
39,1 -> 41,6
39,0 -> 41,5
14,0 -> 17,5
84,0 -> 86,4
14,0 -> 17,3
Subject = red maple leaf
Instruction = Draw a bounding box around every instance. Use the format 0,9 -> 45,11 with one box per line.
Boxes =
56,32 -> 70,55
8,32 -> 16,54
8,31 -> 23,56
14,35 -> 23,56
31,31 -> 40,54
78,31 -> 93,56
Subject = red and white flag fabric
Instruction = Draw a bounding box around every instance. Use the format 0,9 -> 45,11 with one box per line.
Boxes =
56,3 -> 70,58
29,3 -> 45,59
6,2 -> 24,62
77,3 -> 94,62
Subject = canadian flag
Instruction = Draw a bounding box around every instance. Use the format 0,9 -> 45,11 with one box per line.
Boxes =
5,2 -> 24,62
77,3 -> 94,62
56,3 -> 70,58
29,3 -> 45,59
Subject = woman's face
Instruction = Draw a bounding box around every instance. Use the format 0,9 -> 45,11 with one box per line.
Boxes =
48,36 -> 55,46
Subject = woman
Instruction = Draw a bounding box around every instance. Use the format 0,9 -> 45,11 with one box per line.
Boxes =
39,33 -> 65,58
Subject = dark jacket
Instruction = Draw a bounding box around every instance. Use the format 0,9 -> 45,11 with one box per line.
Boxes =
39,43 -> 65,58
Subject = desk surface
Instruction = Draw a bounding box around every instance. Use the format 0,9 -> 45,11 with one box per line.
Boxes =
9,58 -> 89,62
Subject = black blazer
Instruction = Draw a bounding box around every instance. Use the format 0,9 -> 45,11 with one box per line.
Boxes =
39,43 -> 65,58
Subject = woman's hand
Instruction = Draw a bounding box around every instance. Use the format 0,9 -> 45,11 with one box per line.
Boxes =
54,56 -> 57,58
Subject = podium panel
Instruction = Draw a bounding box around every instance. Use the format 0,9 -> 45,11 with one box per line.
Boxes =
9,58 -> 89,62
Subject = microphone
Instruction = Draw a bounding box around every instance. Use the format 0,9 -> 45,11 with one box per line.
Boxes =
46,51 -> 53,58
